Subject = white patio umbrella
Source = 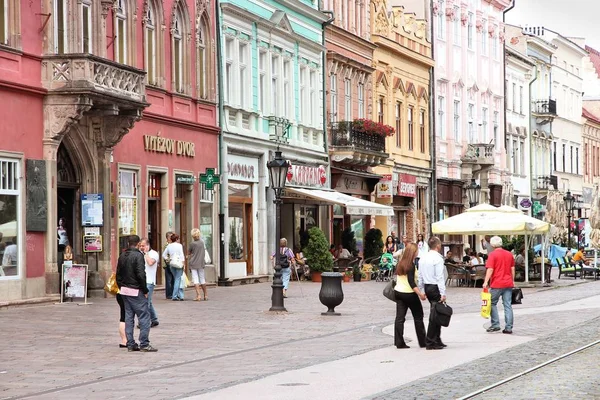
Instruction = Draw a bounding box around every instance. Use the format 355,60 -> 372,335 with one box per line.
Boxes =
0,220 -> 16,238
433,204 -> 550,283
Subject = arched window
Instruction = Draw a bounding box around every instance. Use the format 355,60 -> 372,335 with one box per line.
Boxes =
145,3 -> 157,84
196,16 -> 209,99
114,0 -> 127,63
171,1 -> 190,95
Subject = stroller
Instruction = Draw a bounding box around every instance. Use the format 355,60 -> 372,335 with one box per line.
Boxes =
375,252 -> 396,282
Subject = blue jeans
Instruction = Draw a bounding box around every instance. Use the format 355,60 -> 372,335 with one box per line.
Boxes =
122,291 -> 151,348
171,267 -> 185,300
281,267 -> 291,290
147,283 -> 158,323
490,288 -> 514,331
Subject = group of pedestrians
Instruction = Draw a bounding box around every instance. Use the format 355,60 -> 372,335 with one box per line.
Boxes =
115,229 -> 209,352
393,235 -> 515,350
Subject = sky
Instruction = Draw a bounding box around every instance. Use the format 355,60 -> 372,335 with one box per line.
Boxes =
506,0 -> 600,50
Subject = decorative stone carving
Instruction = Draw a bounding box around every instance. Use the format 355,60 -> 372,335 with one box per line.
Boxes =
432,1 -> 440,16
445,7 -> 455,20
43,101 -> 93,141
499,26 -> 506,43
196,0 -> 209,17
476,19 -> 483,32
461,12 -> 468,26
374,10 -> 389,35
101,0 -> 113,19
91,111 -> 142,149
488,23 -> 496,37
26,160 -> 48,232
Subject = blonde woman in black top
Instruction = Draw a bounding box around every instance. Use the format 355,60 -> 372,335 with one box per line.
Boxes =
394,243 -> 427,349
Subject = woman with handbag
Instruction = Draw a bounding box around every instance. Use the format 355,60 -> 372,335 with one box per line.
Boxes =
270,238 -> 295,298
188,229 -> 208,301
163,234 -> 186,301
394,243 -> 427,349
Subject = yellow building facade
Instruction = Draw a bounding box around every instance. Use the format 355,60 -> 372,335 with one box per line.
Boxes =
370,0 -> 434,241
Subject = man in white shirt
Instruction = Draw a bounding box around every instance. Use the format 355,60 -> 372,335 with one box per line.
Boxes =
417,236 -> 447,350
140,238 -> 160,327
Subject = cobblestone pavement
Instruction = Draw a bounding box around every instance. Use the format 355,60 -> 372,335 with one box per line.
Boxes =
0,273 -> 599,400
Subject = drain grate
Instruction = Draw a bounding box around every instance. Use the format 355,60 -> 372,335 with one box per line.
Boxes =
277,383 -> 310,387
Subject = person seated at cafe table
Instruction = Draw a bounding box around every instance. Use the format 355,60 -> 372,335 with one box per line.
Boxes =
444,251 -> 458,265
336,244 -> 352,259
572,246 -> 591,266
514,247 -> 525,269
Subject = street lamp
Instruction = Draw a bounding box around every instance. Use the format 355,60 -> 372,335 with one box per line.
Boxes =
466,178 -> 481,208
564,190 -> 575,248
267,116 -> 291,312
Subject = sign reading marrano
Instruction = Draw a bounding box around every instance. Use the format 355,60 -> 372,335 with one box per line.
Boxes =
143,135 -> 195,157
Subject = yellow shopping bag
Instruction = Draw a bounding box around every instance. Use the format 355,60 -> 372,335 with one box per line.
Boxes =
481,288 -> 491,319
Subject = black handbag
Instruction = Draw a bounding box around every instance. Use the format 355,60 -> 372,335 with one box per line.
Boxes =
512,288 -> 523,304
433,301 -> 453,327
382,277 -> 397,302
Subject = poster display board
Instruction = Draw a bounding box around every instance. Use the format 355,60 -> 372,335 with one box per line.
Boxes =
81,194 -> 104,226
83,235 -> 103,252
61,264 -> 88,303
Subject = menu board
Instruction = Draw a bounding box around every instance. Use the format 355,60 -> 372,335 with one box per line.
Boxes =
81,194 -> 104,226
62,264 -> 88,302
83,235 -> 102,252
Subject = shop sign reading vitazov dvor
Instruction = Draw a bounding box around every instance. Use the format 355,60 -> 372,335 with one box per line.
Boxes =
143,135 -> 196,157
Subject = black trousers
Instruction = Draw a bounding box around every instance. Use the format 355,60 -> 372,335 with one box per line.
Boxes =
394,291 -> 427,347
425,284 -> 442,347
164,264 -> 175,299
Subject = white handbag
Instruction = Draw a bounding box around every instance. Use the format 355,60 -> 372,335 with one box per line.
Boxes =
204,249 -> 211,265
170,254 -> 184,269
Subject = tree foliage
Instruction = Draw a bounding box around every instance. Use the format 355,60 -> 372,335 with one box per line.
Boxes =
304,227 -> 333,273
364,228 -> 384,260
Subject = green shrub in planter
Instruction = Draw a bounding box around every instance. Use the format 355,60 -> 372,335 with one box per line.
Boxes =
304,227 -> 333,273
364,228 -> 383,260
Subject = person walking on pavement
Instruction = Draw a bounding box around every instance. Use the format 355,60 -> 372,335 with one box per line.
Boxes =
271,238 -> 295,298
483,236 -> 515,334
116,235 -> 157,352
417,236 -> 447,350
140,238 -> 160,327
163,233 -> 186,301
393,243 -> 427,349
188,228 -> 208,301
163,231 -> 175,299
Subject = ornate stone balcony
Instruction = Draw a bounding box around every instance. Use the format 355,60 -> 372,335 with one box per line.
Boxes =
329,123 -> 389,167
42,54 -> 146,105
461,143 -> 495,167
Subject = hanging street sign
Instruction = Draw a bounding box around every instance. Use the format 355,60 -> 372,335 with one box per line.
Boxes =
175,174 -> 195,184
200,168 -> 220,191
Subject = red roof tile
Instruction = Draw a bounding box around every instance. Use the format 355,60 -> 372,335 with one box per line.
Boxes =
586,45 -> 600,79
583,107 -> 600,124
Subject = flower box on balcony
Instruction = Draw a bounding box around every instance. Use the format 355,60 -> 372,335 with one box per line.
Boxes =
338,119 -> 395,137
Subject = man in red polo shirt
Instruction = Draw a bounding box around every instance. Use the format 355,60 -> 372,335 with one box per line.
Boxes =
483,236 -> 515,334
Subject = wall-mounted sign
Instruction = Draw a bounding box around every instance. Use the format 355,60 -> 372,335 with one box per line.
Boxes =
334,175 -> 370,195
143,135 -> 195,157
377,174 -> 393,198
83,235 -> 103,252
200,168 -> 220,190
518,197 -> 532,210
286,163 -> 328,188
397,174 -> 417,198
175,174 -> 195,184
227,154 -> 259,183
81,194 -> 104,226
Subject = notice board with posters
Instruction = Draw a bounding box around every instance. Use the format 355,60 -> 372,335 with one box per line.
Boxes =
61,264 -> 88,303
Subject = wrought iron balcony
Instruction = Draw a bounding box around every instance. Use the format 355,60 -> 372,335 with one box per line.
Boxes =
461,143 -> 495,167
42,54 -> 147,105
329,122 -> 388,167
532,99 -> 557,125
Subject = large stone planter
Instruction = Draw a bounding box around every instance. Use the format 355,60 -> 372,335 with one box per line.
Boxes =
319,272 -> 344,316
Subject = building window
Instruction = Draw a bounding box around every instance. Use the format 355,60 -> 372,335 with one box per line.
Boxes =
482,107 -> 488,141
54,0 -> 67,53
172,9 -> 183,93
228,182 -> 252,262
329,73 -> 337,123
453,100 -> 460,141
437,95 -> 445,138
512,83 -> 516,111
224,38 -> 233,104
114,0 -> 127,63
420,110 -> 426,153
118,169 -> 138,238
378,97 -> 384,124
200,186 -> 214,263
570,145 -> 574,173
467,12 -> 474,49
283,59 -> 292,118
519,86 -> 524,114
144,3 -> 157,85
81,1 -> 92,53
0,159 -> 19,278
576,147 -> 579,175
437,0 -> 445,39
272,55 -> 280,115
299,65 -> 307,121
493,111 -> 499,146
468,103 -> 474,142
395,102 -> 402,148
562,143 -> 566,172
513,139 -> 518,173
239,42 -> 249,109
259,51 -> 267,113
408,107 -> 414,151
358,83 -> 365,119
344,78 -> 352,120
0,0 -> 7,45
453,6 -> 460,44
310,70 -> 318,125
520,140 -> 525,175
553,142 -> 557,171
197,17 -> 208,99
481,19 -> 487,55
492,33 -> 498,59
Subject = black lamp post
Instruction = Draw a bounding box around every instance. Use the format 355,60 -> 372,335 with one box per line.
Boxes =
466,178 -> 481,208
267,117 -> 291,312
564,190 -> 575,248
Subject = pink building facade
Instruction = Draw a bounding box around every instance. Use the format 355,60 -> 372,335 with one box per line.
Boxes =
433,0 -> 512,247
0,0 -> 218,302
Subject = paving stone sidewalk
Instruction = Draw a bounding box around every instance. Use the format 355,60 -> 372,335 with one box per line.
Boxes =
0,276 -> 599,400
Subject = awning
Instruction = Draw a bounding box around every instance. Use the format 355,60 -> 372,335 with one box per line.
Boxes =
284,188 -> 394,216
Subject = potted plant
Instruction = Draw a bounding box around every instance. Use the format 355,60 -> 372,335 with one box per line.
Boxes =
341,227 -> 359,257
304,227 -> 333,283
363,228 -> 384,261
343,270 -> 352,282
352,262 -> 362,282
